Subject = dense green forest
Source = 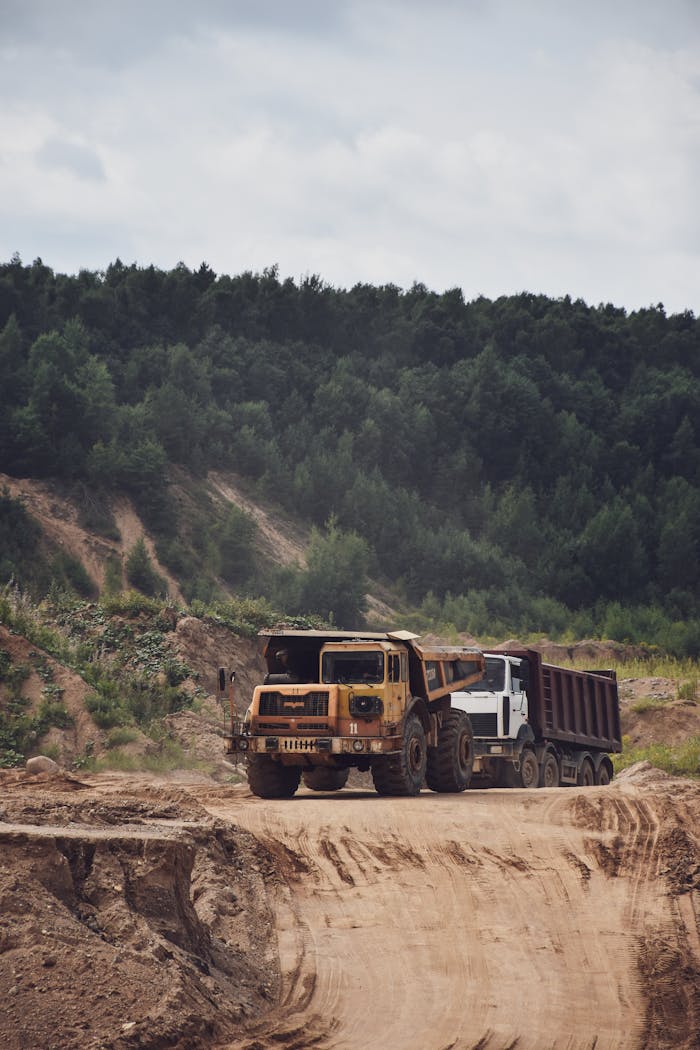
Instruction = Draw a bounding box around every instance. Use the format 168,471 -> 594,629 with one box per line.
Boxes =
1,254 -> 699,652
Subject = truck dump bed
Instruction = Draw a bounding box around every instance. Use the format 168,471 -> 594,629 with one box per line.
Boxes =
492,648 -> 621,753
259,629 -> 484,701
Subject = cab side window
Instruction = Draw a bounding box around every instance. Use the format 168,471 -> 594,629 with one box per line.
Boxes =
389,654 -> 400,682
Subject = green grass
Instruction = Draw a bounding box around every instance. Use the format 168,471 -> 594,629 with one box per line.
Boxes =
92,738 -> 212,774
613,736 -> 700,778
677,678 -> 698,702
564,653 -> 700,679
104,726 -> 140,749
630,696 -> 670,714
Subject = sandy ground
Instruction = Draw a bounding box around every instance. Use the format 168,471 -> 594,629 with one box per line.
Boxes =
1,766 -> 699,1050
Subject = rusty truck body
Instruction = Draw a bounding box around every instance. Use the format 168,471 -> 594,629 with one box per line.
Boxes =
221,629 -> 484,798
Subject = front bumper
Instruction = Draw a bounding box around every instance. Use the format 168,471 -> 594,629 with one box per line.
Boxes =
226,733 -> 401,757
473,739 -> 517,758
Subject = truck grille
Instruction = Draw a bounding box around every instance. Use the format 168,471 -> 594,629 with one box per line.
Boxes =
258,691 -> 329,717
281,737 -> 326,752
258,721 -> 330,733
468,713 -> 498,737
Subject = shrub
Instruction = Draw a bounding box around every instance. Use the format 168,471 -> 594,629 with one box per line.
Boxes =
103,554 -> 123,595
50,552 -> 96,598
74,483 -> 121,541
677,678 -> 698,702
211,505 -> 257,584
297,517 -> 369,628
105,726 -> 139,749
0,649 -> 12,678
125,538 -> 167,598
83,669 -> 130,729
0,488 -> 43,590
100,588 -> 165,619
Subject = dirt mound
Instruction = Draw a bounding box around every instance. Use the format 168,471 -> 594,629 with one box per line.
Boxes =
495,636 -> 649,664
171,616 -> 262,708
615,759 -> 675,786
620,694 -> 700,748
0,773 -> 279,1050
163,709 -> 241,781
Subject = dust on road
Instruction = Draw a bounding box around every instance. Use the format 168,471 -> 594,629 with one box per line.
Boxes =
1,766 -> 699,1050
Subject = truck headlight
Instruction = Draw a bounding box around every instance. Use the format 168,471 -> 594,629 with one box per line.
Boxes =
349,695 -> 383,716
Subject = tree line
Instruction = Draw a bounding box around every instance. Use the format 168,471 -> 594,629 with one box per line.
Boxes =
1,254 -> 699,650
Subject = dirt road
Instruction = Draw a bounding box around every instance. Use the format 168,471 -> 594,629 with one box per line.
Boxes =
1,766 -> 699,1050
204,770 -> 700,1050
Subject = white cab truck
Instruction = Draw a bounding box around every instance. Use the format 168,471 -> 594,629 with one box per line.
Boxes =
451,648 -> 621,788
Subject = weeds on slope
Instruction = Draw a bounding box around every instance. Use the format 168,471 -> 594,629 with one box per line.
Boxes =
613,736 -> 700,779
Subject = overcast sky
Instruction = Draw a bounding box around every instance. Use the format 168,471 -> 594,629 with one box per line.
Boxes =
2,0 -> 699,314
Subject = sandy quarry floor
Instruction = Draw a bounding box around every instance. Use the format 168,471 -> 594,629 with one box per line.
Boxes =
1,765 -> 699,1050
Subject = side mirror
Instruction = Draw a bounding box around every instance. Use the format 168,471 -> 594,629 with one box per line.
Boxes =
519,659 -> 530,689
218,667 -> 226,693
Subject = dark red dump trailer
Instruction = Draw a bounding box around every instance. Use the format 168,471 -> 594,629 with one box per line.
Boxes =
506,649 -> 621,753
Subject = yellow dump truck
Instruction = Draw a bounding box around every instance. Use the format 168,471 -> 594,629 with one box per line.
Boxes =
220,629 -> 485,798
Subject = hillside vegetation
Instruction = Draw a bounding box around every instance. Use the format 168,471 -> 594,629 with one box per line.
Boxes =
1,255 -> 699,652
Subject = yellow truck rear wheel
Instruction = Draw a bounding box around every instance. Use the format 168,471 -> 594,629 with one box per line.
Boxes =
426,710 -> 474,793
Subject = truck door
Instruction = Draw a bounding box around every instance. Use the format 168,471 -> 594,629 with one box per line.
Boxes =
386,651 -> 405,723
506,660 -> 527,738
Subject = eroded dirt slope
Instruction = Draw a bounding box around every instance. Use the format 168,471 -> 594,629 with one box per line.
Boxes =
0,772 -> 280,1050
1,766 -> 699,1050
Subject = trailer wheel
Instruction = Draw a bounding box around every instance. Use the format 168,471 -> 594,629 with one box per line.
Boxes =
518,746 -> 540,789
595,763 -> 612,786
371,714 -> 427,796
302,767 -> 350,792
247,755 -> 301,799
426,710 -> 474,793
539,751 -> 560,788
578,758 -> 595,787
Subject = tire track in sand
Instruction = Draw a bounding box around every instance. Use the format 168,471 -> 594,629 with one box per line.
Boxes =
203,783 -> 680,1050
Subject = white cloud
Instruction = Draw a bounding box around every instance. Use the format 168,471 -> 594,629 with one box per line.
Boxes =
1,1 -> 699,312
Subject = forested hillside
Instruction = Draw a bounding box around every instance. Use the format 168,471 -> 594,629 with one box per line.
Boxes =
1,255 -> 699,652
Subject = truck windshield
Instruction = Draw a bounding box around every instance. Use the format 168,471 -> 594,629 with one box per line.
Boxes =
322,651 -> 384,684
463,656 -> 505,693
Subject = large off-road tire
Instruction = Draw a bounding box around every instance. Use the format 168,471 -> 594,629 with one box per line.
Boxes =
517,746 -> 540,789
539,750 -> 560,788
578,757 -> 595,787
426,710 -> 474,793
371,713 -> 427,796
247,754 -> 301,799
302,767 -> 350,792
